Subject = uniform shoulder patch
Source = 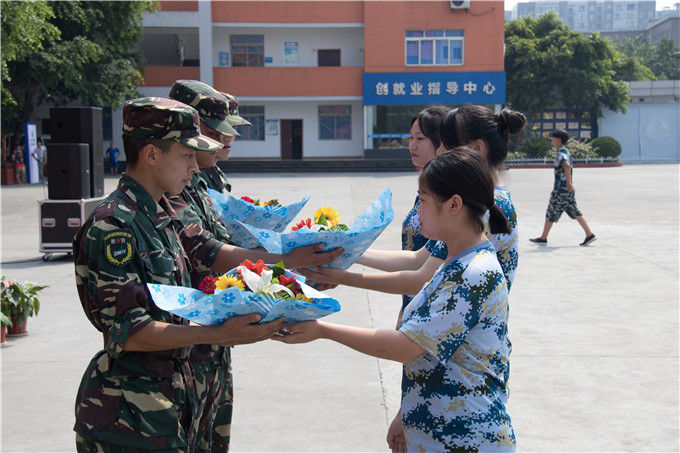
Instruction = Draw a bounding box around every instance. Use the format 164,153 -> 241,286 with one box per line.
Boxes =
103,229 -> 134,267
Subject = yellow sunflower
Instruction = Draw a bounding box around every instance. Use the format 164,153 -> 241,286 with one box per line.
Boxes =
215,275 -> 245,291
314,206 -> 340,226
296,293 -> 314,304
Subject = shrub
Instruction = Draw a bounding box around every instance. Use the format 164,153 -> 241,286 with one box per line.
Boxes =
515,134 -> 553,158
589,136 -> 622,158
564,137 -> 599,159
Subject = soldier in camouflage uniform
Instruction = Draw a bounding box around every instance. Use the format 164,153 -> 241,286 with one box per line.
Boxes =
167,80 -> 344,452
72,97 -> 287,452
202,92 -> 251,194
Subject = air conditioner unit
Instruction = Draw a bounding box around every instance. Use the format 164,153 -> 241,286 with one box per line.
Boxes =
450,0 -> 470,9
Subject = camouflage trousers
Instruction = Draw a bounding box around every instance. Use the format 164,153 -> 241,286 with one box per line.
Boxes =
546,190 -> 582,222
191,347 -> 233,452
75,433 -> 189,452
211,356 -> 233,452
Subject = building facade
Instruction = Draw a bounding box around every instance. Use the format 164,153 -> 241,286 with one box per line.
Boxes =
123,0 -> 505,160
510,0 -> 656,31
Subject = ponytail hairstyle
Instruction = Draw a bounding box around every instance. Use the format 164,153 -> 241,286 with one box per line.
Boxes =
420,146 -> 511,235
440,105 -> 527,170
410,105 -> 450,151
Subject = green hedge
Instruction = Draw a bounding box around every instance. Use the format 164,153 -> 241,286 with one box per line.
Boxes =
589,136 -> 622,158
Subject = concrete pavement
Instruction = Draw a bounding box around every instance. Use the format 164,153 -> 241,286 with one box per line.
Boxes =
1,164 -> 678,452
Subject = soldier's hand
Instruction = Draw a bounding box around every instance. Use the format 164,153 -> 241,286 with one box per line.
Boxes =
283,243 -> 344,269
213,314 -> 286,346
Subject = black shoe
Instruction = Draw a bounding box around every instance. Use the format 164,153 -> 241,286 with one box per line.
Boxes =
580,234 -> 597,246
529,237 -> 547,245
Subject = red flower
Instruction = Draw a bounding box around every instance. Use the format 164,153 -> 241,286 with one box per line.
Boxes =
240,196 -> 255,203
279,274 -> 302,294
291,218 -> 313,231
240,259 -> 268,275
199,276 -> 218,295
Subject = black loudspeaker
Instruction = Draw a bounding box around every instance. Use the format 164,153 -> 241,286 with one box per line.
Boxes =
47,143 -> 91,200
49,107 -> 104,198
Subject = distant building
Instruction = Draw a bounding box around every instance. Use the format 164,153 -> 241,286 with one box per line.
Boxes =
508,1 -> 679,46
509,1 -> 657,31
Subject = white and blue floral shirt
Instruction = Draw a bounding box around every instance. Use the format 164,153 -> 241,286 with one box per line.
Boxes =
553,146 -> 573,192
400,241 -> 515,452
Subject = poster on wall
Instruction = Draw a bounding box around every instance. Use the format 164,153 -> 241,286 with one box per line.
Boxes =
24,122 -> 39,184
219,52 -> 229,66
266,119 -> 279,136
284,42 -> 299,66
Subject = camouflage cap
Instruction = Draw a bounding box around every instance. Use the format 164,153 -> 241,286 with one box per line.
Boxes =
169,80 -> 240,137
122,97 -> 223,152
220,92 -> 252,127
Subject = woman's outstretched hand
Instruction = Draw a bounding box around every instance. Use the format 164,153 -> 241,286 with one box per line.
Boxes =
271,320 -> 323,344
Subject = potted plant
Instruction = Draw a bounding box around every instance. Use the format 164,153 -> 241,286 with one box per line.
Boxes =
1,277 -> 47,336
1,311 -> 11,345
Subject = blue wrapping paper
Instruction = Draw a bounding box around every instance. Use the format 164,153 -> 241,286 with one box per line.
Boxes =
208,189 -> 311,249
239,188 -> 394,270
147,269 -> 340,325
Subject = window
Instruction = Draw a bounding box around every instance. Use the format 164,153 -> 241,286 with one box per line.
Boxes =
405,30 -> 463,66
230,35 -> 264,67
318,49 -> 341,67
319,105 -> 351,140
236,106 -> 265,141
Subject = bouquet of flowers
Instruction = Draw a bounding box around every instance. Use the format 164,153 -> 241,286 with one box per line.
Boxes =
239,196 -> 281,207
291,206 -> 348,232
147,260 -> 340,325
208,189 -> 310,249
238,188 -> 394,270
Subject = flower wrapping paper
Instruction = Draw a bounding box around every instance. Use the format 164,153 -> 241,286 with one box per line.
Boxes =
239,188 -> 394,270
208,189 -> 311,249
147,269 -> 341,325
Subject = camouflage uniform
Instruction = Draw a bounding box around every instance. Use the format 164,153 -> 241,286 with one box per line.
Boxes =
73,98 -> 222,450
167,172 -> 234,452
201,166 -> 231,194
169,80 -> 242,452
202,92 -> 252,195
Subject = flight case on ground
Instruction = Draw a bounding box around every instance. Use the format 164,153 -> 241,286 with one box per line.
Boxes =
38,197 -> 105,258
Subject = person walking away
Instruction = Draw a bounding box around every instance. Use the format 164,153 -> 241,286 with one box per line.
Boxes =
529,129 -> 596,246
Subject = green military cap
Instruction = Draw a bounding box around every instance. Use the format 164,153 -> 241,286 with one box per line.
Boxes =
122,97 -> 223,152
169,80 -> 240,137
220,92 -> 252,127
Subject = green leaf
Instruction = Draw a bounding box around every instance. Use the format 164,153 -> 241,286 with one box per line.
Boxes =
316,213 -> 329,227
272,261 -> 286,279
329,224 -> 349,232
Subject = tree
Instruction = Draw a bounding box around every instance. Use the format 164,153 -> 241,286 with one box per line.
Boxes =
505,12 -> 629,124
610,36 -> 655,82
612,36 -> 680,81
1,1 -> 157,140
0,1 -> 59,112
646,38 -> 680,80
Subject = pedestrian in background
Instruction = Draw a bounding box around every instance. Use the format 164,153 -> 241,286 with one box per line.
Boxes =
530,129 -> 596,246
105,141 -> 120,175
32,139 -> 47,183
11,143 -> 26,184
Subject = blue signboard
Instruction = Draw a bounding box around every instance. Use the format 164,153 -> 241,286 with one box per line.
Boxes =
363,71 -> 505,106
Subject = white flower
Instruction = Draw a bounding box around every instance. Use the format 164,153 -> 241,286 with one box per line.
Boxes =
239,266 -> 294,298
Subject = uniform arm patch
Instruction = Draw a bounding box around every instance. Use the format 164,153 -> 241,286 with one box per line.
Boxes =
103,229 -> 134,267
